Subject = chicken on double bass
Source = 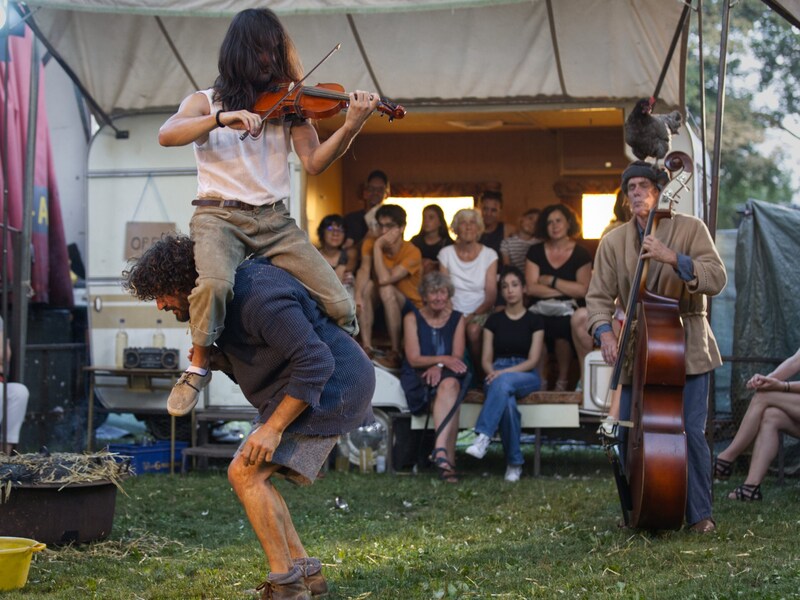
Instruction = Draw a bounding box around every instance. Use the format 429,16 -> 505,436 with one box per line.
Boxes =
585,154 -> 727,533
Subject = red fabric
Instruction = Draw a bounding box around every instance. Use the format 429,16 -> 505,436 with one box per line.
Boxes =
0,26 -> 73,307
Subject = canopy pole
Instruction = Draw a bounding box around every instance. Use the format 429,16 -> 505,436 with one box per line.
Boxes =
17,3 -> 128,139
653,2 -> 691,101
14,30 -> 38,384
1,0 -> 11,452
697,0 -> 710,227
708,0 -> 735,240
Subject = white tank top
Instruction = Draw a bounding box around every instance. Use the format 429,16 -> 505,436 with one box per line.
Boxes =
194,89 -> 292,206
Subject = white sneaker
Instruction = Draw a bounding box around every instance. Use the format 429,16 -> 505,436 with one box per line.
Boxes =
505,465 -> 523,482
465,433 -> 492,459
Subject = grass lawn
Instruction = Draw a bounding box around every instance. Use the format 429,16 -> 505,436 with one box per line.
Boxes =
5,444 -> 799,599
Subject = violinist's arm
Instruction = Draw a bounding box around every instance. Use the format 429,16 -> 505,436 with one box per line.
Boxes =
158,92 -> 262,146
291,91 -> 379,176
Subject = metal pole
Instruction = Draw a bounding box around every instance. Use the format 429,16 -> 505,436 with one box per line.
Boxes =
1,0 -> 11,451
14,24 -> 36,383
708,0 -> 734,239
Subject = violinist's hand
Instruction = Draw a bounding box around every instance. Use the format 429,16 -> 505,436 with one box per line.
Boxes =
345,90 -> 380,127
218,109 -> 264,137
599,330 -> 618,366
641,235 -> 678,268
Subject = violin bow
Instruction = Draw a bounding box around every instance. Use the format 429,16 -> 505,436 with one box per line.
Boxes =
239,43 -> 342,140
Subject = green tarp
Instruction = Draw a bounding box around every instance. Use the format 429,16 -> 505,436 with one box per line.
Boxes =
731,199 -> 800,424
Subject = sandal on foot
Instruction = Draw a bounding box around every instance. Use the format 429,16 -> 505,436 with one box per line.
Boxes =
713,456 -> 733,481
429,447 -> 459,483
728,483 -> 762,501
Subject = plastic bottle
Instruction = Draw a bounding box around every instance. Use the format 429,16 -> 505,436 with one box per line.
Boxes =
152,319 -> 166,348
115,318 -> 128,368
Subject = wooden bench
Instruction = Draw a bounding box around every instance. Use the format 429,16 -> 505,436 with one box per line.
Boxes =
409,389 -> 581,476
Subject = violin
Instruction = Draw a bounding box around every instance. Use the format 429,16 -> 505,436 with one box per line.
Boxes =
253,81 -> 406,123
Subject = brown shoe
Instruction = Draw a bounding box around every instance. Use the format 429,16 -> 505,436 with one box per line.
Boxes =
295,558 -> 328,597
256,580 -> 311,600
688,518 -> 716,534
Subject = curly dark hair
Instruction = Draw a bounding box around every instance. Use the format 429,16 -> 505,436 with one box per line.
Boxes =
316,214 -> 346,246
121,233 -> 198,301
213,8 -> 303,111
534,203 -> 583,240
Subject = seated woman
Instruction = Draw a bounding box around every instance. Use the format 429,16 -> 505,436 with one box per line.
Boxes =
410,204 -> 454,275
316,214 -> 357,291
465,267 -> 544,482
525,203 -> 592,391
714,346 -> 800,501
401,272 -> 469,483
437,208 -> 499,372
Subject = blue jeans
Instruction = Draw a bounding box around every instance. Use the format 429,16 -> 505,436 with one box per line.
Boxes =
619,373 -> 712,526
474,357 -> 541,466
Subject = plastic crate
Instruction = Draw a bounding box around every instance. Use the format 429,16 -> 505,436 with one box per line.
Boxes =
107,441 -> 188,475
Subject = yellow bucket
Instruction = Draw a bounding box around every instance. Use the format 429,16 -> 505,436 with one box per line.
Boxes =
0,537 -> 47,591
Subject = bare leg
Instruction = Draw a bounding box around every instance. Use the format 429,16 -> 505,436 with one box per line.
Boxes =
718,390 -> 800,463
358,280 -> 376,350
741,407 -> 800,486
553,338 -> 573,387
466,321 -> 483,379
570,308 -> 593,382
380,285 -> 405,352
434,378 -> 461,462
228,456 -> 295,573
190,344 -> 211,369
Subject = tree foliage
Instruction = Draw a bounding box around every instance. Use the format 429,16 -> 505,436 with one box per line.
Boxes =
685,0 -> 798,229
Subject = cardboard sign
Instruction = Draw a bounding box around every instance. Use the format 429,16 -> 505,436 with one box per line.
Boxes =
124,222 -> 176,259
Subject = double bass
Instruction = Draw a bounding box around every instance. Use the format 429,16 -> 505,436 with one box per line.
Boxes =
604,152 -> 694,530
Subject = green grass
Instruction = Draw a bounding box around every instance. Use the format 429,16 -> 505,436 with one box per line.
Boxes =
6,446 -> 800,599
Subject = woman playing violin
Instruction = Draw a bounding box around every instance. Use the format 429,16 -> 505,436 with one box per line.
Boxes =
585,161 -> 727,533
157,7 -> 378,415
157,9 -> 378,597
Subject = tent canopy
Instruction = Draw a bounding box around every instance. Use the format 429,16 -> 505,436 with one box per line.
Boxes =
24,0 -> 692,121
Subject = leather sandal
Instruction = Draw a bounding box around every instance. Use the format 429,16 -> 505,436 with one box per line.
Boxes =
430,447 -> 459,483
728,483 -> 762,502
713,456 -> 733,481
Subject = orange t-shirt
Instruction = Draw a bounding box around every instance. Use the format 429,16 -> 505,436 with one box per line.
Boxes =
362,238 -> 423,308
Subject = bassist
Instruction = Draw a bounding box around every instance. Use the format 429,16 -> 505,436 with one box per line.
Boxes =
585,161 -> 727,533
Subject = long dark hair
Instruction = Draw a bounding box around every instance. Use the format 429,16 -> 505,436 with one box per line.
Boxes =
417,204 -> 453,242
213,9 -> 303,111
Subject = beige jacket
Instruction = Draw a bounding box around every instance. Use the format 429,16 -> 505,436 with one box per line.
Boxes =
586,214 -> 727,380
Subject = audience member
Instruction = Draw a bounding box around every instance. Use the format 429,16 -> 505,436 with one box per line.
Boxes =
438,208 -> 499,372
410,204 -> 454,274
526,203 -> 592,391
0,320 -> 30,455
500,207 -> 542,272
343,170 -> 390,250
714,346 -> 800,501
401,272 -> 469,483
477,191 -> 515,254
316,214 -> 357,290
465,267 -> 544,482
354,204 -> 423,371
